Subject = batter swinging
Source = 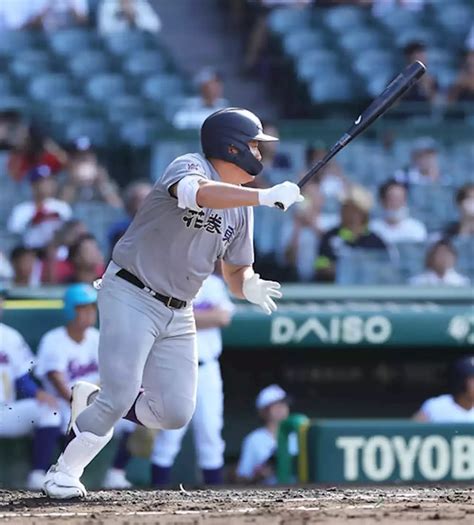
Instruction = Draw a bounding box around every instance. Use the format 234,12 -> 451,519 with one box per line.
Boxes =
43,107 -> 303,498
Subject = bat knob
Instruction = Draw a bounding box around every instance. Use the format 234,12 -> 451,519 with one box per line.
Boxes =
275,202 -> 285,210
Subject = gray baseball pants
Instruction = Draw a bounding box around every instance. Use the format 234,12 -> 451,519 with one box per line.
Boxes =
76,262 -> 198,437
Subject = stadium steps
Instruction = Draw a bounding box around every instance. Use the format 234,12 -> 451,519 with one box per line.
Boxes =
154,0 -> 278,118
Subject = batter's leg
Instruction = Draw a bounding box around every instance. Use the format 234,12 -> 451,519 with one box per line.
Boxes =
43,275 -> 164,498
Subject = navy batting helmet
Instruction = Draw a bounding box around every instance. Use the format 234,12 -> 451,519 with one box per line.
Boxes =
200,108 -> 278,176
63,283 -> 97,322
451,355 -> 474,395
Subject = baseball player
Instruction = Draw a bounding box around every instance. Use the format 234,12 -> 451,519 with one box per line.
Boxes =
43,107 -> 303,498
0,289 -> 59,488
150,271 -> 234,486
413,356 -> 474,422
30,283 -> 101,489
236,384 -> 290,485
32,283 -> 135,490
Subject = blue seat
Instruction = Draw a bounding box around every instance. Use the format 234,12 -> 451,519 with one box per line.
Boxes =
393,242 -> 426,280
103,31 -> 155,56
268,8 -> 310,35
49,29 -> 100,57
142,75 -> 185,102
283,30 -> 329,57
310,74 -> 356,103
28,74 -> 74,102
48,96 -> 96,124
336,249 -> 401,285
0,96 -> 29,113
85,74 -> 128,102
9,50 -> 53,80
69,50 -> 112,79
120,118 -> 165,147
0,31 -> 45,57
435,5 -> 474,36
296,49 -> 340,81
378,9 -> 424,32
0,75 -> 12,96
339,31 -> 386,56
122,51 -> 167,79
323,6 -> 368,33
353,50 -> 398,79
396,28 -> 442,48
65,118 -> 110,147
104,96 -> 149,124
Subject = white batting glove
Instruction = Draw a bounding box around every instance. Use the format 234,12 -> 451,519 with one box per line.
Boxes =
258,181 -> 304,211
243,273 -> 282,315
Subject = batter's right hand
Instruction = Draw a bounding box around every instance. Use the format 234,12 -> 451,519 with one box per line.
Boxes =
258,181 -> 304,211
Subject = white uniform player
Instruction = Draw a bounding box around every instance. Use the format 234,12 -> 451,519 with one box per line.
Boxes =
0,322 -> 59,438
237,385 -> 291,485
150,273 -> 233,485
414,356 -> 474,423
43,108 -> 303,499
34,324 -> 100,432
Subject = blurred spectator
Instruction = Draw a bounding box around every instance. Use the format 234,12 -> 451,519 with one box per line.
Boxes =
315,185 -> 386,282
402,42 -> 438,103
7,165 -> 72,250
59,138 -> 123,208
304,142 -> 347,199
393,137 -> 441,186
172,68 -> 229,130
8,124 -> 67,183
413,356 -> 474,422
59,233 -> 105,284
236,385 -> 290,485
0,251 -> 13,285
0,110 -> 24,151
37,0 -> 89,31
283,182 -> 339,281
98,0 -> 161,34
0,0 -> 44,30
247,122 -> 291,189
370,180 -> 427,243
10,245 -> 42,287
448,50 -> 474,103
108,180 -> 152,253
41,219 -> 89,284
443,184 -> 474,239
409,240 -> 470,286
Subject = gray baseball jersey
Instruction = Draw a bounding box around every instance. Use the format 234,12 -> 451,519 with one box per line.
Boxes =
113,153 -> 254,302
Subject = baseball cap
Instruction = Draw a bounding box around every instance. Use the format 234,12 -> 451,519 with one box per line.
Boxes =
28,164 -> 52,183
256,384 -> 288,410
340,184 -> 374,213
412,137 -> 438,153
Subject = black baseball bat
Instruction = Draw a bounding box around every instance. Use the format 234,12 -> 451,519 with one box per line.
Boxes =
275,61 -> 426,209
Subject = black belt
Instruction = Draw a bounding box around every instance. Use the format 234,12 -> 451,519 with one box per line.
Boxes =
116,269 -> 187,309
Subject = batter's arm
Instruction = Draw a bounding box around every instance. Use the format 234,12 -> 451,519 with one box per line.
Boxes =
221,262 -> 254,299
169,179 -> 302,211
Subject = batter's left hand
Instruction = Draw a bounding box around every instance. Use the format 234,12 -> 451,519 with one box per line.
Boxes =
243,273 -> 282,315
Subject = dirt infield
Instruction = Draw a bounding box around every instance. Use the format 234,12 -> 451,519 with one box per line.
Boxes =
0,487 -> 472,524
